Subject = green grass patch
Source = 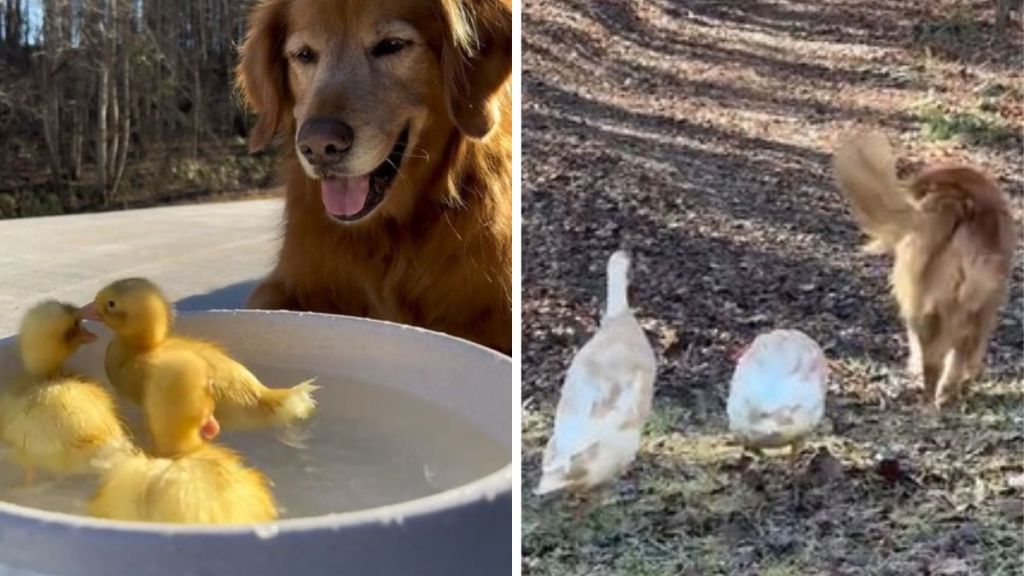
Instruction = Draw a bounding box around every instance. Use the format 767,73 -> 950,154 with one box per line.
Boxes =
917,101 -> 1018,147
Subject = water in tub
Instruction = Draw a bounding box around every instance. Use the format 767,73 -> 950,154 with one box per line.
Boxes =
0,364 -> 507,519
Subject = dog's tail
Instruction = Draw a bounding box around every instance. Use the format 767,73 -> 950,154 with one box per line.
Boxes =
836,132 -> 1014,301
832,131 -> 915,254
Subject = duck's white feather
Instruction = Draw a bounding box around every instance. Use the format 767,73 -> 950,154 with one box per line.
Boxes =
727,329 -> 828,449
536,252 -> 657,495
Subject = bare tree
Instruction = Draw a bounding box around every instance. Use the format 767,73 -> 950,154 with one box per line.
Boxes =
94,0 -> 110,203
4,0 -> 25,58
1,0 -> 264,214
191,0 -> 206,161
110,2 -> 131,201
40,0 -> 66,192
995,0 -> 1017,34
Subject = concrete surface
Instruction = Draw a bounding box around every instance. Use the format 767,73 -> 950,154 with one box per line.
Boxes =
0,199 -> 285,337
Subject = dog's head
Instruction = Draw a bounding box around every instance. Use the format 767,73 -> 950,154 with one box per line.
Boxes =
237,0 -> 511,224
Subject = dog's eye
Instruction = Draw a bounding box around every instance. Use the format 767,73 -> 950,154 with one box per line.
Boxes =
293,47 -> 317,64
372,38 -> 411,57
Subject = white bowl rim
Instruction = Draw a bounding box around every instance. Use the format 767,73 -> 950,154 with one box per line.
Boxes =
0,309 -> 514,536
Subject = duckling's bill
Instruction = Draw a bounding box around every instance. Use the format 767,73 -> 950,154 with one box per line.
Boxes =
75,303 -> 100,341
79,302 -> 102,322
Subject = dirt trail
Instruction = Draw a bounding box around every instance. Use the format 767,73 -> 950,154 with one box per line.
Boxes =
522,1 -> 1023,574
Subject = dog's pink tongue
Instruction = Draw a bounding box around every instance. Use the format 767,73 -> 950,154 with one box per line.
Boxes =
321,177 -> 370,217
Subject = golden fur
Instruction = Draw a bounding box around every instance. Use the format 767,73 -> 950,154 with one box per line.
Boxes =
236,0 -> 512,354
834,132 -> 1016,407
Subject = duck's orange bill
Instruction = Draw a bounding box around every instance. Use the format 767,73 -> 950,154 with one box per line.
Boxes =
79,303 -> 101,322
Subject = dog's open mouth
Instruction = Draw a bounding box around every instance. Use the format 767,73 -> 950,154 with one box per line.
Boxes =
320,125 -> 409,222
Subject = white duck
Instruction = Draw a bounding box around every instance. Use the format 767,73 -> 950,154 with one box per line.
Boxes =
535,251 -> 657,497
727,329 -> 828,461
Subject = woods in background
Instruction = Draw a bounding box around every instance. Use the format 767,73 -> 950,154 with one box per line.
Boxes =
0,0 -> 275,218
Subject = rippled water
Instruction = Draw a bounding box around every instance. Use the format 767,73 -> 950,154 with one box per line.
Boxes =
0,364 -> 508,520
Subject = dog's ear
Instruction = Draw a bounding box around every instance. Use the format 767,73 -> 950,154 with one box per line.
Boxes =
236,0 -> 290,153
439,0 -> 512,140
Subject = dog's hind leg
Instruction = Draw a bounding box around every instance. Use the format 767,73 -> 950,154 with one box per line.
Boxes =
910,315 -> 943,405
922,361 -> 942,405
906,324 -> 924,379
935,316 -> 988,408
935,341 -> 975,409
938,309 -> 999,407
963,306 -> 1000,382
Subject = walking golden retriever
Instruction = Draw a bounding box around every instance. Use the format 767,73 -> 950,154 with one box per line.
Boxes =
236,0 -> 512,354
834,132 -> 1015,407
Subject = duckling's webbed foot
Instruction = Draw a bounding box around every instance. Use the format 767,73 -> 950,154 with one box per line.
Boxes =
278,424 -> 312,450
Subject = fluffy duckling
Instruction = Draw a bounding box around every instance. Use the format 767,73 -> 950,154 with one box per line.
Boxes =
83,278 -> 317,430
727,329 -> 828,462
89,350 -> 278,524
1,301 -> 131,484
535,251 -> 657,498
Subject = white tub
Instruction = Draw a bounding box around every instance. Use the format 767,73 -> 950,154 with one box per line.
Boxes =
0,311 -> 513,576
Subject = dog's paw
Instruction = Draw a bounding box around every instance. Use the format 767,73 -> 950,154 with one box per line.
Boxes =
933,387 -> 966,411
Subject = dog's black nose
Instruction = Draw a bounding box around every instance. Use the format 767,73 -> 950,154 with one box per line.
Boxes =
297,118 -> 354,165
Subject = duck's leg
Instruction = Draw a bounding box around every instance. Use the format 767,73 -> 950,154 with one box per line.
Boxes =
22,466 -> 35,487
571,490 -> 594,524
744,445 -> 764,461
788,439 -> 805,469
787,441 -> 806,511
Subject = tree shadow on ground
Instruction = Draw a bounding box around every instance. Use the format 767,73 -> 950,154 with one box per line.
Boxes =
525,34 -> 921,127
544,0 -> 922,87
522,10 -> 1023,408
523,82 -> 917,404
609,0 -> 1024,70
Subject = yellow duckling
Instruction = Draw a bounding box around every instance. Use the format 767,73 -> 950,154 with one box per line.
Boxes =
1,301 -> 131,484
82,278 -> 317,430
89,350 -> 278,524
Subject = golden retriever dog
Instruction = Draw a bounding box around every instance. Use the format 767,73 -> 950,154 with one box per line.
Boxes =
834,131 -> 1015,408
236,0 -> 512,354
